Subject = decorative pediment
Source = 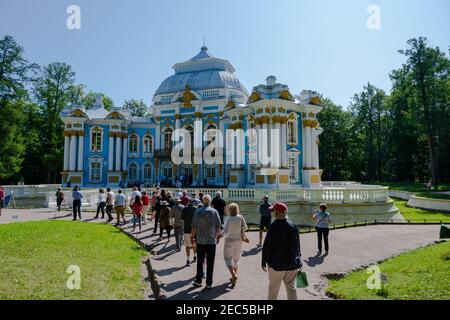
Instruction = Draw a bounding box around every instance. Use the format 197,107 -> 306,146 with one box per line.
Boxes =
69,108 -> 88,118
310,96 -> 322,106
279,89 -> 294,101
178,85 -> 199,107
225,99 -> 236,110
287,148 -> 301,154
106,111 -> 125,120
247,91 -> 262,104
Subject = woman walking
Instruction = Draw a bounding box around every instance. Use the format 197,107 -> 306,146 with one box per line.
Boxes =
312,203 -> 331,255
95,188 -> 106,219
131,195 -> 143,233
141,191 -> 150,225
218,203 -> 249,288
153,189 -> 167,233
158,200 -> 172,241
55,188 -> 64,212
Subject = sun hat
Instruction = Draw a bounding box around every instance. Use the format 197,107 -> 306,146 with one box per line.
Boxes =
269,202 -> 288,213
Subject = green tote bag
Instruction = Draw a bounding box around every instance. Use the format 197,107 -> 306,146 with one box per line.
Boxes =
296,271 -> 309,288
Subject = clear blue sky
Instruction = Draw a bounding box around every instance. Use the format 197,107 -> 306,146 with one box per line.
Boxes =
0,0 -> 448,107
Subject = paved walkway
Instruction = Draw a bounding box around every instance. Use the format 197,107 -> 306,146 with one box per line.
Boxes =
0,208 -> 441,300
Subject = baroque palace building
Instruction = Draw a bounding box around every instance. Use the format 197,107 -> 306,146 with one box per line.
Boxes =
60,46 -> 324,189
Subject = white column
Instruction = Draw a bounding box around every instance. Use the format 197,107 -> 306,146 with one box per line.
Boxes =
115,136 -> 122,171
274,122 -> 281,169
305,126 -> 312,168
281,122 -> 287,168
77,134 -> 84,171
108,135 -> 114,171
64,135 -> 70,171
122,135 -> 128,172
69,134 -> 77,172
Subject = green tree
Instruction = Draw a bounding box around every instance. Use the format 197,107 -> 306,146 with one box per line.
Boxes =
82,91 -> 114,110
33,63 -> 78,183
0,35 -> 37,182
398,37 -> 450,185
123,98 -> 149,116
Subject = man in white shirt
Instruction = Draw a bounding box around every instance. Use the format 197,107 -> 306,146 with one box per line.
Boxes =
106,188 -> 116,222
130,186 -> 142,205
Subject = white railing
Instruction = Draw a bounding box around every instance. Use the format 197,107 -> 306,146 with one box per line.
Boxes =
3,184 -> 61,198
46,185 -> 390,208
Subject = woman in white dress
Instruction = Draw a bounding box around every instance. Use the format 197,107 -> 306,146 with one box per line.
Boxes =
218,203 -> 249,288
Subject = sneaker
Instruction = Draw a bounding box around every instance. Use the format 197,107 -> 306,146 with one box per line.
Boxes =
256,243 -> 262,248
192,281 -> 202,288
192,256 -> 197,262
205,285 -> 213,289
186,260 -> 191,266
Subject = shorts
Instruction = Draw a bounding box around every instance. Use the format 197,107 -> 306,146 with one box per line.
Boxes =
259,216 -> 272,231
184,233 -> 195,247
115,206 -> 125,216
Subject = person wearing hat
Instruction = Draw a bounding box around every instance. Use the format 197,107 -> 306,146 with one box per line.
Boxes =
262,202 -> 302,300
312,203 -> 331,255
158,200 -> 172,241
71,185 -> 83,221
170,197 -> 185,251
257,195 -> 272,247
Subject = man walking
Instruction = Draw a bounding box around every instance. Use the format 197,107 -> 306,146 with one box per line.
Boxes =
211,191 -> 227,225
72,186 -> 83,221
115,189 -> 127,225
105,188 -> 115,222
181,199 -> 197,266
170,197 -> 185,251
258,195 -> 272,247
262,202 -> 302,300
191,195 -> 221,289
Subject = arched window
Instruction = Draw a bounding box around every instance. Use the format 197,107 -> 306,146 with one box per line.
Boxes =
183,125 -> 194,157
143,135 -> 153,155
161,162 -> 173,181
128,163 -> 138,183
287,114 -> 298,145
204,123 -> 217,157
164,127 -> 173,151
91,127 -> 103,152
143,163 -> 152,183
129,134 -> 139,155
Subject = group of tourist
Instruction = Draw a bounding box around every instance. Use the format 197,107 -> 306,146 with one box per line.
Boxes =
58,185 -> 331,300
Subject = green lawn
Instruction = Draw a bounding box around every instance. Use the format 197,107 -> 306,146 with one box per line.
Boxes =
378,182 -> 450,192
415,192 -> 450,200
0,220 -> 147,300
394,199 -> 450,222
327,241 -> 450,300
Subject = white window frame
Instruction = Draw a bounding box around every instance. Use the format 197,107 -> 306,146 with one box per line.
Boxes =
129,134 -> 139,156
128,162 -> 139,183
287,113 -> 298,145
202,90 -> 220,99
143,135 -> 154,156
142,163 -> 153,183
89,157 -> 103,183
90,126 -> 103,153
288,154 -> 299,183
163,127 -> 174,151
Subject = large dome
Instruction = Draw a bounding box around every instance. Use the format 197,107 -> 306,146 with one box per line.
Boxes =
154,46 -> 248,96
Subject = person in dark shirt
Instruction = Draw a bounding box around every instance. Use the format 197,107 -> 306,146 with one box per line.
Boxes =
258,195 -> 272,247
181,199 -> 197,266
211,191 -> 227,224
262,202 -> 302,300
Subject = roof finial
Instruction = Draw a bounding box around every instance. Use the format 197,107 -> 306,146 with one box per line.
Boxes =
201,36 -> 208,51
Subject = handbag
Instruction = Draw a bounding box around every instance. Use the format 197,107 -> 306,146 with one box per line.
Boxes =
296,271 -> 309,288
241,216 -> 249,243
